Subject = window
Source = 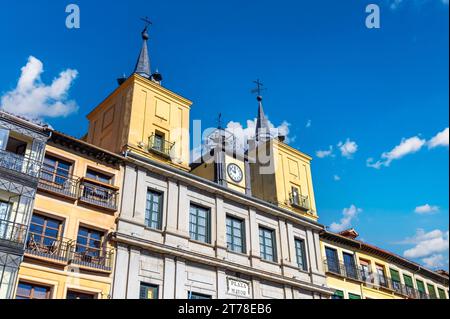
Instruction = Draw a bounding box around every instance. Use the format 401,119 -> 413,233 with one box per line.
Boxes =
416,280 -> 426,298
0,127 -> 9,150
86,169 -> 113,185
325,247 -> 339,274
0,200 -> 10,221
16,282 -> 51,299
360,260 -> 371,283
41,155 -> 72,185
140,283 -> 159,299
4,136 -> 27,155
348,293 -> 361,300
427,283 -> 437,299
295,239 -> 307,271
189,204 -> 211,244
331,290 -> 344,299
438,288 -> 447,299
66,290 -> 96,299
0,201 -> 12,241
145,190 -> 163,230
403,274 -> 415,296
376,264 -> 388,288
76,226 -> 104,258
188,292 -> 212,300
291,186 -> 300,206
153,133 -> 165,152
226,216 -> 245,254
28,214 -> 63,247
259,227 -> 276,262
390,269 -> 402,293
343,253 -> 358,279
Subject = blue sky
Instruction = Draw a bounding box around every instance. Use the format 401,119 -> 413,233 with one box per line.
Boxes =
0,0 -> 448,269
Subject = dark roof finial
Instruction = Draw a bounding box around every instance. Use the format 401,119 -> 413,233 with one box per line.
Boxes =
134,17 -> 153,78
252,79 -> 271,142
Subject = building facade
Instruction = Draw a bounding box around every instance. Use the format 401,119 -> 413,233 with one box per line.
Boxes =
13,131 -> 123,299
82,27 -> 331,299
320,229 -> 449,300
0,111 -> 49,299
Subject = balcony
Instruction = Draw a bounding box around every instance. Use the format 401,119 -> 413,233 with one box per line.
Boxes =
323,260 -> 362,281
289,193 -> 310,211
0,149 -> 42,180
148,134 -> 175,158
79,181 -> 118,211
373,274 -> 431,299
70,248 -> 113,272
25,233 -> 73,264
38,171 -> 79,199
0,219 -> 27,248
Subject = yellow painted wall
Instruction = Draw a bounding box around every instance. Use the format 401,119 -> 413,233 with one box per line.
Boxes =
14,144 -> 123,299
86,74 -> 192,171
249,140 -> 318,220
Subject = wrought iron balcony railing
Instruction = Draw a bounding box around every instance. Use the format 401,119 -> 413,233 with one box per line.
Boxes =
0,219 -> 28,247
289,193 -> 310,211
0,149 -> 42,179
324,261 -> 432,300
148,134 -> 175,158
25,233 -> 73,263
38,171 -> 79,199
79,181 -> 118,211
323,260 -> 362,281
70,247 -> 113,272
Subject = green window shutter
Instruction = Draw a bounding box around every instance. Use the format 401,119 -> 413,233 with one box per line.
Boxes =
403,275 -> 414,288
333,290 -> 344,299
416,280 -> 425,293
348,293 -> 362,299
390,269 -> 400,282
438,288 -> 446,299
427,284 -> 437,298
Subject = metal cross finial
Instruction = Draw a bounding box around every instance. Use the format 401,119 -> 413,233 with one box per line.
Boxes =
141,16 -> 153,30
251,79 -> 266,97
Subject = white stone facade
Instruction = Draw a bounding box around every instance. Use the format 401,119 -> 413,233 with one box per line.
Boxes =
111,154 -> 332,299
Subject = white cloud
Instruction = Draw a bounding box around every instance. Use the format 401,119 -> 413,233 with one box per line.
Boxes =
333,175 -> 341,181
316,146 -> 334,159
428,127 -> 449,149
422,254 -> 446,268
1,56 -> 78,119
338,139 -> 358,159
402,229 -> 449,259
390,0 -> 449,10
306,120 -> 312,128
225,118 -> 291,153
414,204 -> 440,215
329,205 -> 362,233
367,136 -> 426,169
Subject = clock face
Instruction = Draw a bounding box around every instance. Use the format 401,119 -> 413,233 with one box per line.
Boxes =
227,164 -> 243,183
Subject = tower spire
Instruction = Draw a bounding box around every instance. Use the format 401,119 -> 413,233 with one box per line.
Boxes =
252,79 -> 271,142
134,17 -> 152,78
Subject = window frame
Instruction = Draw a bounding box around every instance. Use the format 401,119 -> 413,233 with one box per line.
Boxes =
226,215 -> 246,254
75,226 -> 105,258
294,238 -> 308,271
189,204 -> 211,244
41,154 -> 73,184
15,281 -> 51,299
188,292 -> 212,300
0,127 -> 10,151
140,283 -> 159,300
85,168 -> 114,185
145,189 -> 163,230
28,213 -> 64,247
259,226 -> 277,263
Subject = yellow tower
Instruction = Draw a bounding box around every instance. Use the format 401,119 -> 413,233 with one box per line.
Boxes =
248,83 -> 318,221
86,25 -> 192,171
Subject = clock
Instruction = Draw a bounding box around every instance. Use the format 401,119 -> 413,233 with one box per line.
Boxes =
227,163 -> 243,183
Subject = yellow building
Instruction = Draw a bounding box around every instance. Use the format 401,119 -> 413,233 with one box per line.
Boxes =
85,29 -> 192,173
320,229 -> 449,300
14,131 -> 123,299
247,96 -> 318,221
